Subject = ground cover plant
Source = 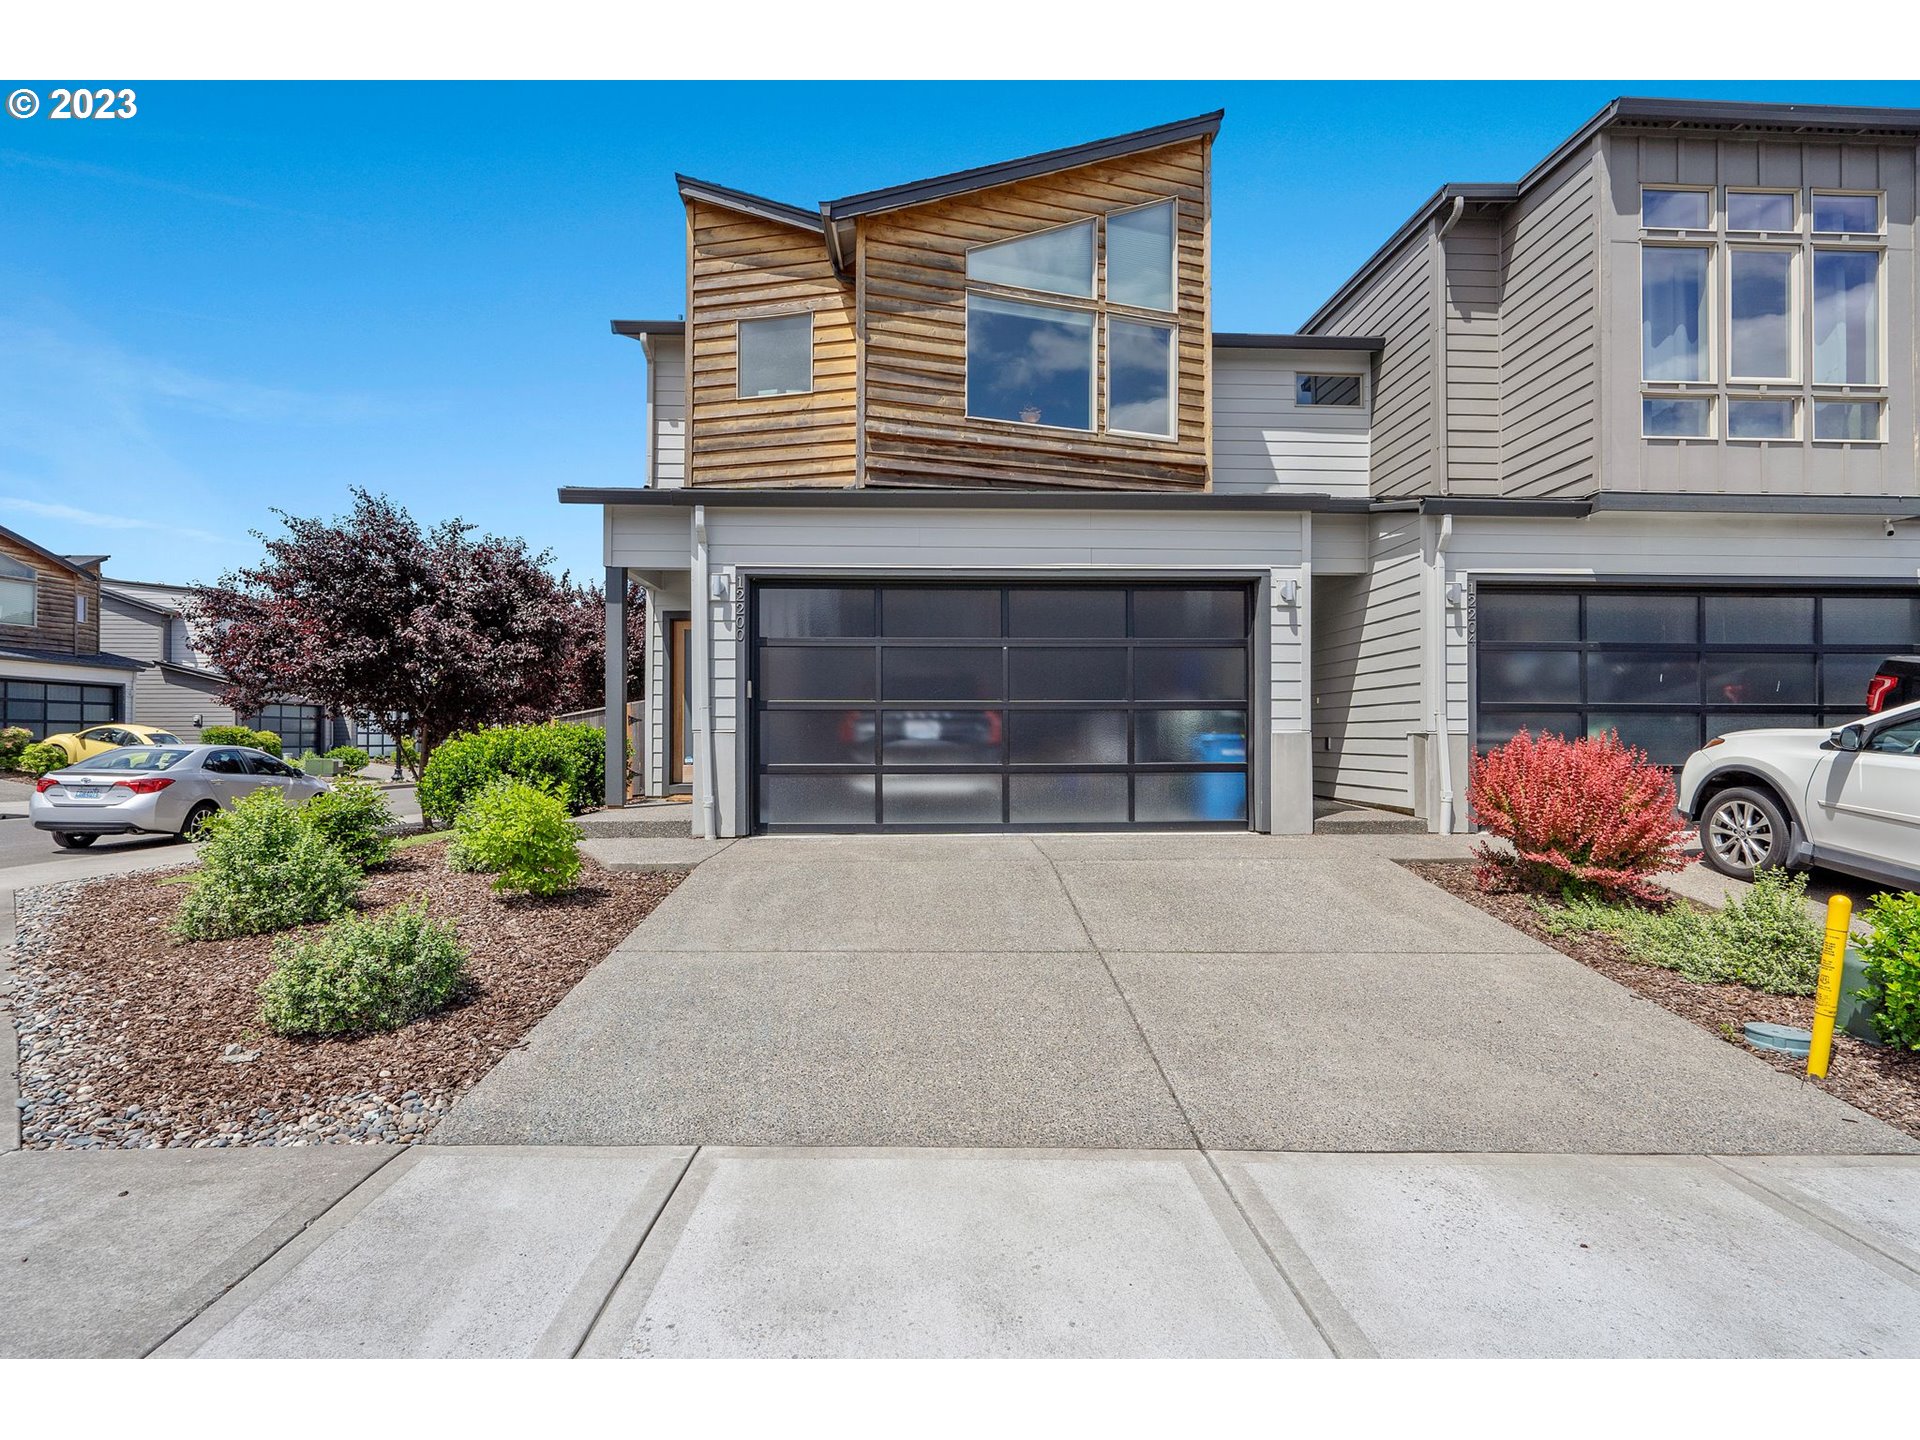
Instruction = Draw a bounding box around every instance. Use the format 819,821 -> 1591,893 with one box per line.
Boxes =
174,789 -> 360,940
1468,729 -> 1691,902
260,901 -> 467,1037
448,777 -> 582,897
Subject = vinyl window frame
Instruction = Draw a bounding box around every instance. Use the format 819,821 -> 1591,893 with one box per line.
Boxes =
1102,314 -> 1178,441
0,555 -> 37,630
734,310 -> 816,401
962,291 -> 1099,435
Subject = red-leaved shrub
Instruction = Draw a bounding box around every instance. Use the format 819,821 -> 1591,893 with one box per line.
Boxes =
1467,729 -> 1691,901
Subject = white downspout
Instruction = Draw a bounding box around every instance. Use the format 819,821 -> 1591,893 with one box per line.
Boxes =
1432,512 -> 1457,835
690,504 -> 718,841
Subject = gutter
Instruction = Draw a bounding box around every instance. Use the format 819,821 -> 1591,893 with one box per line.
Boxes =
559,486 -> 1373,512
1431,513 -> 1457,836
690,504 -> 719,841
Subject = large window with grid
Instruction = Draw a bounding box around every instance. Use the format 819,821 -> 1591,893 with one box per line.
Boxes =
1474,585 -> 1920,766
752,581 -> 1252,831
1640,185 -> 1886,443
0,680 -> 119,739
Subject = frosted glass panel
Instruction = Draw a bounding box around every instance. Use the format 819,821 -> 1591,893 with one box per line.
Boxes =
738,313 -> 812,396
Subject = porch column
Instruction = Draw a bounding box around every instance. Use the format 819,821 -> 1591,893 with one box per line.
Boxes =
604,565 -> 627,808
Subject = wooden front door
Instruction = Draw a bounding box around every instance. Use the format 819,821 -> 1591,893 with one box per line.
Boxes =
667,615 -> 692,789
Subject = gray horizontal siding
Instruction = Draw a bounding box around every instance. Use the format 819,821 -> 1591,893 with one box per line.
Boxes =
1312,234 -> 1433,498
1211,348 -> 1371,496
1446,218 -> 1503,495
1311,518 -> 1426,810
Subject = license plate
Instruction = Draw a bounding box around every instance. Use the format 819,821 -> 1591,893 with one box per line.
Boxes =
68,786 -> 104,800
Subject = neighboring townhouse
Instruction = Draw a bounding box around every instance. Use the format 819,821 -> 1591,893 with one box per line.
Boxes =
571,97 -> 1920,838
1303,96 -> 1920,830
0,527 -> 143,738
100,577 -> 359,752
572,112 -> 1384,835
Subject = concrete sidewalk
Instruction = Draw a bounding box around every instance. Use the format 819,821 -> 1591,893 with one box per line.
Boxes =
4,1143 -> 1917,1358
433,832 -> 1911,1155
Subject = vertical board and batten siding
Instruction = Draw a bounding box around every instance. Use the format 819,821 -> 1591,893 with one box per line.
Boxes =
1443,217 -> 1504,494
1309,516 -> 1427,810
684,199 -> 858,487
1311,235 -> 1435,497
648,340 -> 687,488
1211,347 -> 1372,496
857,138 -> 1212,491
1598,128 -> 1919,497
1444,512 -> 1920,730
1499,150 -> 1600,497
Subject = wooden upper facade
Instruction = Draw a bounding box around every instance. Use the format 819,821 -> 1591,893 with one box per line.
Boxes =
666,115 -> 1221,493
0,527 -> 103,658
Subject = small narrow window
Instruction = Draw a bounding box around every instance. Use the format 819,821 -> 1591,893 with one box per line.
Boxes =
75,592 -> 87,624
1105,201 -> 1175,312
1812,193 -> 1880,234
1296,373 -> 1363,407
966,220 -> 1095,299
1813,399 -> 1882,442
1643,396 -> 1712,438
1642,247 -> 1710,381
1727,399 -> 1796,440
965,294 -> 1095,430
1726,192 -> 1795,231
737,313 -> 813,398
1107,318 -> 1174,437
1812,249 -> 1882,385
0,555 -> 36,628
1642,188 -> 1710,229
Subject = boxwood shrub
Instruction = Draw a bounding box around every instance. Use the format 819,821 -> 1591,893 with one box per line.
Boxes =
260,900 -> 466,1036
174,789 -> 361,940
417,722 -> 604,824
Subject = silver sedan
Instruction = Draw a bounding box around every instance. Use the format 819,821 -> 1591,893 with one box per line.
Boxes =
29,744 -> 330,850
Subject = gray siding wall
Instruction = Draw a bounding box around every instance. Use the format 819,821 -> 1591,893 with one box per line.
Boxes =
131,668 -> 233,739
648,340 -> 688,489
98,597 -> 160,664
1312,235 -> 1435,497
1309,515 -> 1427,811
1210,347 -> 1373,496
1445,217 -> 1504,493
1598,129 -> 1918,497
1500,153 -> 1599,496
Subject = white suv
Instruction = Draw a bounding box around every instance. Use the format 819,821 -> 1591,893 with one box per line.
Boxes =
1676,699 -> 1920,888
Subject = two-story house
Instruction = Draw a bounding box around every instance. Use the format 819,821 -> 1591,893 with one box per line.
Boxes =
0,526 -> 143,739
568,112 -> 1389,836
569,97 -> 1920,838
1303,96 -> 1920,831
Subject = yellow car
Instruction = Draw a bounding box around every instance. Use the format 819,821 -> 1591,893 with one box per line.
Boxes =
41,723 -> 184,767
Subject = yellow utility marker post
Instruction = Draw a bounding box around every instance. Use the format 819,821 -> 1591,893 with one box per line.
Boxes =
1808,895 -> 1852,1079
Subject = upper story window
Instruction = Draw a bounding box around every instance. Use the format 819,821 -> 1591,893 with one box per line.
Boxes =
1639,185 -> 1886,444
1296,373 -> 1364,407
737,312 -> 814,398
0,555 -> 36,628
964,200 -> 1180,439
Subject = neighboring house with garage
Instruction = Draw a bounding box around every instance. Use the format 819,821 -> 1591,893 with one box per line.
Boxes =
1301,95 -> 1920,831
573,96 -> 1920,838
0,527 -> 142,739
99,576 -> 352,753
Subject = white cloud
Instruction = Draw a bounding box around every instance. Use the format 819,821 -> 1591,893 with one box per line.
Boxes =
0,495 -> 223,546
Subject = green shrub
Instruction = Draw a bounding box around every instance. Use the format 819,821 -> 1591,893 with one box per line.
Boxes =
1538,870 -> 1822,995
299,779 -> 396,870
0,725 -> 32,766
325,745 -> 371,772
1860,891 -> 1920,1050
251,729 -> 283,758
200,724 -> 259,749
17,741 -> 67,778
448,778 -> 582,897
173,789 -> 361,940
417,722 -> 604,824
260,900 -> 466,1036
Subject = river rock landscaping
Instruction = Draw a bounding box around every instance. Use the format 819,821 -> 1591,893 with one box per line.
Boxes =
11,843 -> 683,1149
1407,859 -> 1920,1141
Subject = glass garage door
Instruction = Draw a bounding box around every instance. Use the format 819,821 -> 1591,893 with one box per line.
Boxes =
752,582 -> 1253,831
1474,586 -> 1920,765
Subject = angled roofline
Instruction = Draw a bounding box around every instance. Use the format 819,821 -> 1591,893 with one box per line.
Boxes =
674,174 -> 824,233
98,583 -> 176,619
1301,93 -> 1920,332
608,319 -> 1378,353
0,524 -> 105,581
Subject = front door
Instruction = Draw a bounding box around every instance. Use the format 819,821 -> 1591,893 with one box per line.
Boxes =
668,615 -> 692,789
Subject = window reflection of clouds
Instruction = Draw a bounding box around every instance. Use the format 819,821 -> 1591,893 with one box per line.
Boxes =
966,295 -> 1093,429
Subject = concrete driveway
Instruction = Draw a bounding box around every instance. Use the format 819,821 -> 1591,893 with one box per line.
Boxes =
434,832 -> 1911,1155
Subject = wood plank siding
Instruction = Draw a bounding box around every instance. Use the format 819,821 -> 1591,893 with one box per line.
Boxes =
857,137 -> 1212,491
0,534 -> 100,656
684,200 -> 858,487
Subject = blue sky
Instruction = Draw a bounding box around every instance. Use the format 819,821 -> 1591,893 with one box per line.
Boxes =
4,79 -> 1919,586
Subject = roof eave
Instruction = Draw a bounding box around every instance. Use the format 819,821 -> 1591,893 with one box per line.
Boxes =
674,174 -> 825,233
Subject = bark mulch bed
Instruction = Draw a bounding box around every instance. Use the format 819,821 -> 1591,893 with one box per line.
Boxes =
12,843 -> 684,1150
1405,859 -> 1920,1141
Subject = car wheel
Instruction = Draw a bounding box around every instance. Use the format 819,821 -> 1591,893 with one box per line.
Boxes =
51,832 -> 97,850
179,801 -> 219,841
1699,786 -> 1791,880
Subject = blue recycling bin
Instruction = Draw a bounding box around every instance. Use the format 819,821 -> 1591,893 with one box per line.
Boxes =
1191,731 -> 1247,820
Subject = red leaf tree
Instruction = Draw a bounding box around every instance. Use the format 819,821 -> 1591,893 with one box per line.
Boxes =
185,490 -> 640,769
1467,729 -> 1692,902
